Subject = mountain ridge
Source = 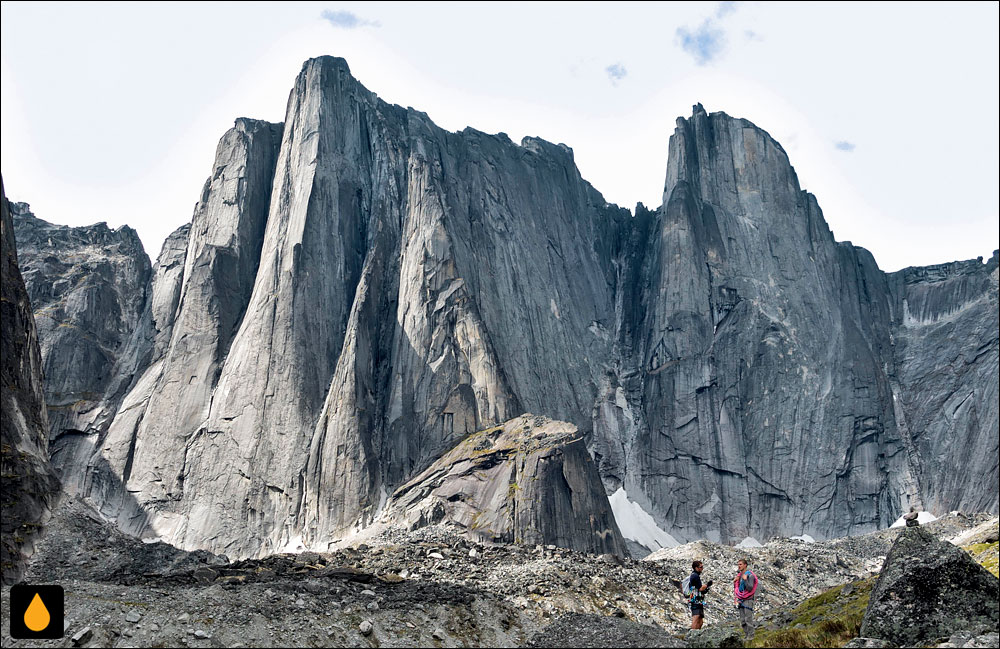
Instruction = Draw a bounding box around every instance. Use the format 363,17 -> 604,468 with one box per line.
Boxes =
6,55 -> 997,559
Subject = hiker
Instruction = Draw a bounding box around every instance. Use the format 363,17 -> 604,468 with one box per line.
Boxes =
684,560 -> 712,629
903,506 -> 920,527
733,558 -> 758,641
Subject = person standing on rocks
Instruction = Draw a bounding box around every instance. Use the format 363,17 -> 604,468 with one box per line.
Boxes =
733,558 -> 758,642
686,560 -> 711,629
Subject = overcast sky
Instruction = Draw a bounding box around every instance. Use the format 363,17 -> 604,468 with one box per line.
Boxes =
2,2 -> 997,272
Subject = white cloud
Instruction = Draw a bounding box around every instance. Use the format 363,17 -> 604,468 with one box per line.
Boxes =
605,63 -> 627,85
320,9 -> 380,29
0,2 -> 995,271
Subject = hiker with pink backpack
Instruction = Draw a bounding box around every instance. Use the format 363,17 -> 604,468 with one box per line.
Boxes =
733,558 -> 758,642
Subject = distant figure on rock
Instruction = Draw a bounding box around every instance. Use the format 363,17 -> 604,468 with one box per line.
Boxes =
903,506 -> 920,527
683,560 -> 712,629
733,558 -> 758,642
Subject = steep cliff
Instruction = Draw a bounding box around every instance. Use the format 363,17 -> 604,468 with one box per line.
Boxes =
887,253 -> 999,515
10,203 -> 153,494
58,57 -> 625,557
591,105 -> 920,546
15,59 -> 997,558
96,118 -> 282,538
592,108 -> 998,549
1,179 -> 61,584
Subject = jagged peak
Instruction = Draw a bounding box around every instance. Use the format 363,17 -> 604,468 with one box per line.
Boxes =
663,102 -> 802,212
675,104 -> 787,158
232,117 -> 281,131
301,54 -> 352,76
521,136 -> 575,163
894,252 -> 1000,283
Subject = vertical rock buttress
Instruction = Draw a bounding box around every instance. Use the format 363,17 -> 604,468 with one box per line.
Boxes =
1,178 -> 61,584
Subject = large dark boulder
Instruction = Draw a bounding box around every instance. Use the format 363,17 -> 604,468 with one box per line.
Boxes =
859,526 -> 1000,646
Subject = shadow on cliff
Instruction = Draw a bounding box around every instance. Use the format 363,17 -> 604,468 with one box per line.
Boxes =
49,433 -> 160,546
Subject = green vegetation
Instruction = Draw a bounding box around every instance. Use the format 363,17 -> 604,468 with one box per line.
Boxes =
749,577 -> 875,648
963,541 -> 999,577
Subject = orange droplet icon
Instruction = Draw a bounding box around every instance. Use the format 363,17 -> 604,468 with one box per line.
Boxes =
24,592 -> 51,632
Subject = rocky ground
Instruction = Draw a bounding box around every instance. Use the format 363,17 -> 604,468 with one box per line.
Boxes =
1,497 -> 996,648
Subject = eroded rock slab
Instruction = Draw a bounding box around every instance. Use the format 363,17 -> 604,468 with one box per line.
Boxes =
386,415 -> 627,556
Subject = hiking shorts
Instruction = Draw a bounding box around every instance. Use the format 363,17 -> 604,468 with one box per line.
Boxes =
690,603 -> 704,617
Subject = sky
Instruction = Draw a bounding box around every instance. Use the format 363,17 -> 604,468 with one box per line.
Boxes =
1,2 -> 998,272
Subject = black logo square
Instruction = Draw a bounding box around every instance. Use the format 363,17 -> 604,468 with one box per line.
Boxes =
9,584 -> 64,639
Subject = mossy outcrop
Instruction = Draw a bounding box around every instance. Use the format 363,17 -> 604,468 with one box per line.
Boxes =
750,578 -> 873,648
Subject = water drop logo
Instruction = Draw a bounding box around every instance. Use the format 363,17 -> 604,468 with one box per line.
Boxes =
10,584 -> 64,639
24,592 -> 51,631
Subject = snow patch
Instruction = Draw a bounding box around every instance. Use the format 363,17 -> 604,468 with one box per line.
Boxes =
387,374 -> 404,424
790,534 -> 815,543
374,485 -> 389,520
609,487 -> 679,551
614,387 -> 629,410
890,511 -> 937,528
280,534 -> 306,553
696,490 -> 721,515
735,536 -> 763,548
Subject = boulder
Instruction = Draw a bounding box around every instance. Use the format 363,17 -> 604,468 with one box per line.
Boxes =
684,624 -> 744,648
527,613 -> 685,648
859,526 -> 999,646
934,631 -> 1000,648
385,415 -> 628,556
841,639 -> 892,648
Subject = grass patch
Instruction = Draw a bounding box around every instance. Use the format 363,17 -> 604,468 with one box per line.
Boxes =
963,541 -> 999,577
749,577 -> 875,648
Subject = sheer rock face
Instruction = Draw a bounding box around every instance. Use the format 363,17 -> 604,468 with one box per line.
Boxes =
96,118 -> 283,541
595,108 -> 997,547
71,222 -> 190,534
886,255 -> 999,516
1,180 -> 60,585
592,105 -> 919,545
50,56 -> 625,558
11,202 -> 152,465
17,61 -> 998,557
386,415 -> 627,556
